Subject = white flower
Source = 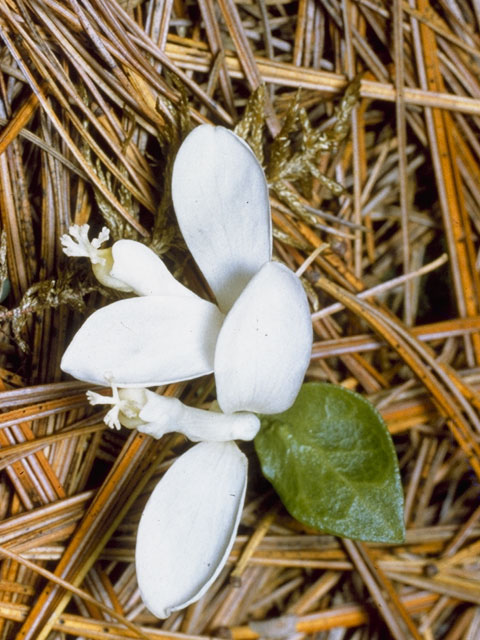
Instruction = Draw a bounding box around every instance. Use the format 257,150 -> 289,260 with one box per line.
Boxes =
60,125 -> 312,618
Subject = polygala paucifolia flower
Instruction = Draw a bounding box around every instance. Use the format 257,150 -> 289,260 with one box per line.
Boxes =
60,125 -> 313,618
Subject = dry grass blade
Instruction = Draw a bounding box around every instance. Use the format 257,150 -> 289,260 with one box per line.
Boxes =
15,430 -> 176,640
0,545 -> 153,640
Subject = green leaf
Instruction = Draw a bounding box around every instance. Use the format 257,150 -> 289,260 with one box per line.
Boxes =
254,382 -> 405,543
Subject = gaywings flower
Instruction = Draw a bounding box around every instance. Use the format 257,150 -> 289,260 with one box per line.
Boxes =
61,125 -> 312,618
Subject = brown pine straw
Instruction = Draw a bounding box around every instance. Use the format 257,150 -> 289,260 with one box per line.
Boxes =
0,0 -> 478,638
0,545 -> 153,640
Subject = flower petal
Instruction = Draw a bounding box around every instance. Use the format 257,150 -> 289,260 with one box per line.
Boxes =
136,441 -> 247,618
137,391 -> 260,441
215,262 -> 312,414
110,240 -> 196,298
172,125 -> 272,312
61,296 -> 224,387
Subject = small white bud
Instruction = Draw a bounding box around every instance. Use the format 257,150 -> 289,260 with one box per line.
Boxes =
138,392 -> 260,442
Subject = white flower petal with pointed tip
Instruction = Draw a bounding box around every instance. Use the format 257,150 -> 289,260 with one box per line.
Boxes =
172,125 -> 272,312
110,240 -> 197,298
60,228 -> 196,298
136,441 -> 247,619
61,296 -> 224,387
215,261 -> 312,414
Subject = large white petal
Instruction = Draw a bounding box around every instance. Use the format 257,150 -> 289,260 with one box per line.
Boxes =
136,441 -> 247,618
172,125 -> 272,312
137,392 -> 260,441
110,240 -> 196,298
61,296 -> 224,387
215,262 -> 312,414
